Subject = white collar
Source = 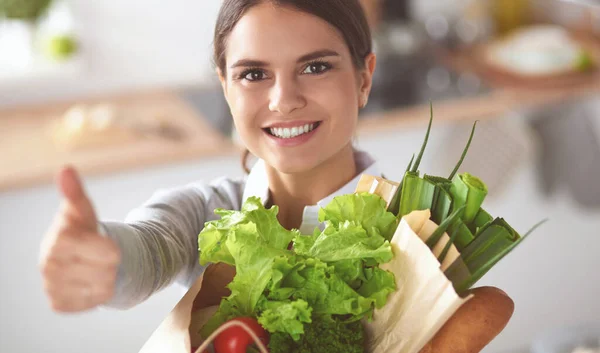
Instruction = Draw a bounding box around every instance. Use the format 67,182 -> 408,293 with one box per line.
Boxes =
241,150 -> 381,233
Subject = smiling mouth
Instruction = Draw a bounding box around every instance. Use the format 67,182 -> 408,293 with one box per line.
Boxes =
264,122 -> 322,139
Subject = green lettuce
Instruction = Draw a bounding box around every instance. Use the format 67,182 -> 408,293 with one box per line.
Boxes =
257,299 -> 313,341
197,194 -> 397,340
318,193 -> 398,241
293,221 -> 393,264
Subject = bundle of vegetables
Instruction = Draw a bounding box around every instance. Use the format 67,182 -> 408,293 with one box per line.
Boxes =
385,105 -> 545,294
195,193 -> 400,352
193,105 -> 545,353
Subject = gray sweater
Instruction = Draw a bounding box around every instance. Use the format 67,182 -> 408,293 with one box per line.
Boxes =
99,151 -> 379,310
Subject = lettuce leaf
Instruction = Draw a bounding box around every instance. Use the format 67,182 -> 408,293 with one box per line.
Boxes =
197,194 -> 398,339
293,220 -> 393,264
199,196 -> 299,265
318,193 -> 398,241
257,299 -> 313,341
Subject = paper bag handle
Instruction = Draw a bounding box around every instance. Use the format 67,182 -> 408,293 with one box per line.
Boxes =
193,320 -> 269,353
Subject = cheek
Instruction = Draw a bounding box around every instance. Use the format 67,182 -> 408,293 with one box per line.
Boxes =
227,86 -> 263,129
225,86 -> 267,153
310,73 -> 360,129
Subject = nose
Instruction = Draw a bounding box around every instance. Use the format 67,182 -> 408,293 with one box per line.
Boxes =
268,76 -> 306,115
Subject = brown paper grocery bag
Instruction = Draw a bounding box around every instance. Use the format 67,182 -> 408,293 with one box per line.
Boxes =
138,175 -> 471,353
138,263 -> 235,353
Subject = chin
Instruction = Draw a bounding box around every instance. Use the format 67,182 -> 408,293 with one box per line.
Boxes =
267,152 -> 321,175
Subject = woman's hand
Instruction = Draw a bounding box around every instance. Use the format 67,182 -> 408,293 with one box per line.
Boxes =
419,286 -> 514,353
39,166 -> 121,312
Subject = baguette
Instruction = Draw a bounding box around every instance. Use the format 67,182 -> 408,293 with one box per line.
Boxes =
419,286 -> 514,353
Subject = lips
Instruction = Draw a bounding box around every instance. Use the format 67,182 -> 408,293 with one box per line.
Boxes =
262,121 -> 322,147
263,121 -> 322,139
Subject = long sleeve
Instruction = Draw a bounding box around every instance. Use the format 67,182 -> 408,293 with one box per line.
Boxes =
98,176 -> 245,310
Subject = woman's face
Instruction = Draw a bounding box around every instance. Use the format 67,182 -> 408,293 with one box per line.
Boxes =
219,3 -> 375,174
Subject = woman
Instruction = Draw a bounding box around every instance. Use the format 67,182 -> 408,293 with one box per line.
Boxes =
39,0 -> 514,351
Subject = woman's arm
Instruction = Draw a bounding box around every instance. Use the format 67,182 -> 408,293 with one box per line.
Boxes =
99,177 -> 245,310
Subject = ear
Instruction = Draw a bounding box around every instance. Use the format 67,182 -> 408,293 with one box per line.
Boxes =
358,53 -> 377,108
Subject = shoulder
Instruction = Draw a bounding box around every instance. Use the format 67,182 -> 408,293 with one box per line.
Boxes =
136,175 -> 247,216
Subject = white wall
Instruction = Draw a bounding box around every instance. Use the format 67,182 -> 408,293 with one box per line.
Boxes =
2,120 -> 599,353
0,0 -> 223,108
0,154 -> 243,353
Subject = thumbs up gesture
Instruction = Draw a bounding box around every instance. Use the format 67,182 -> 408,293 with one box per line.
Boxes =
39,166 -> 121,312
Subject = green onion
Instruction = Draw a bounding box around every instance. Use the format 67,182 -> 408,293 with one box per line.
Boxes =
448,121 -> 478,180
393,107 -> 546,294
410,102 -> 433,174
390,154 -> 416,216
450,173 -> 488,224
424,175 -> 453,225
438,228 -> 460,264
425,205 -> 466,249
462,218 -> 518,271
398,172 -> 436,219
448,219 -> 548,293
406,154 -> 415,173
448,219 -> 475,251
470,208 -> 494,235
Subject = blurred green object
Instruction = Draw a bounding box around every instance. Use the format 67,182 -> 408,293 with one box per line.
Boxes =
0,0 -> 53,22
46,35 -> 78,60
575,50 -> 595,72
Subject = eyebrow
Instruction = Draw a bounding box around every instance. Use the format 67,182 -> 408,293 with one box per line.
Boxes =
229,49 -> 341,69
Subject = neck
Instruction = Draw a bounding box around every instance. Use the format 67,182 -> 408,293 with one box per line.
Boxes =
266,144 -> 357,230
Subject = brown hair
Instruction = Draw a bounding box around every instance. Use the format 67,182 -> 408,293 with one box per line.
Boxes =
213,0 -> 373,173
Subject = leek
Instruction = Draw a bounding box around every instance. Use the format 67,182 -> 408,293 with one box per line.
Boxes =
438,228 -> 460,264
388,107 -> 546,293
448,219 -> 475,251
425,205 -> 466,249
389,154 -> 416,216
470,208 -> 494,235
461,218 -> 518,273
424,175 -> 453,225
448,121 -> 478,180
448,219 -> 548,293
410,103 -> 433,174
398,172 -> 436,219
450,173 -> 488,224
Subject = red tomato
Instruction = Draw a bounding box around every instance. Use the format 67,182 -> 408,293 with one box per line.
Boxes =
213,317 -> 269,353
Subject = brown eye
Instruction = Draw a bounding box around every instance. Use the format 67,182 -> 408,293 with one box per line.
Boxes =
242,69 -> 266,81
303,62 -> 331,75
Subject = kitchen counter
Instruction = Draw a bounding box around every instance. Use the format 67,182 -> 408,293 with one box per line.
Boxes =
1,40 -> 599,192
0,90 -> 238,192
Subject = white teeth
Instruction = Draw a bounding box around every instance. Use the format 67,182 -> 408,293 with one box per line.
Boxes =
269,123 -> 317,139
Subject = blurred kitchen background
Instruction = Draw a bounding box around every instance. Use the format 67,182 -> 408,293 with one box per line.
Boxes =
1,0 -> 599,352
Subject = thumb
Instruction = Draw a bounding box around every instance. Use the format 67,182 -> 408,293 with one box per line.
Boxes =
57,165 -> 98,229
